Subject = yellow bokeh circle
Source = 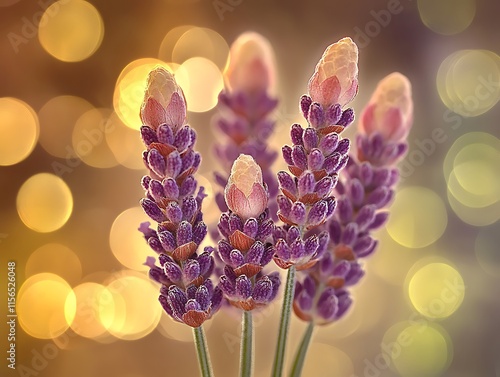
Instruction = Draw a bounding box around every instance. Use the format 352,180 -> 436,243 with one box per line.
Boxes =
109,207 -> 156,271
408,262 -> 465,319
158,25 -> 195,62
26,243 -> 82,285
0,98 -> 39,166
175,57 -> 224,113
418,0 -> 475,35
17,173 -> 73,233
18,273 -> 76,339
38,0 -> 104,62
382,321 -> 452,377
102,273 -> 162,340
386,186 -> 448,248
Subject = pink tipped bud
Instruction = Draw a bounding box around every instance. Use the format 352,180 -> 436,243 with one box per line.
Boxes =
307,37 -> 359,108
359,72 -> 413,142
225,154 -> 268,219
225,32 -> 276,95
140,67 -> 187,130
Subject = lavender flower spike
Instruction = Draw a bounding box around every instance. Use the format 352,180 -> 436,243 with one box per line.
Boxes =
273,37 -> 359,271
293,72 -> 414,325
218,154 -> 280,311
138,67 -> 221,327
213,32 -> 279,221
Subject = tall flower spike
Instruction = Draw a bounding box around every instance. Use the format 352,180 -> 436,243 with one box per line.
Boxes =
213,32 -> 279,225
273,38 -> 359,271
218,154 -> 280,311
138,67 -> 222,328
293,72 -> 414,325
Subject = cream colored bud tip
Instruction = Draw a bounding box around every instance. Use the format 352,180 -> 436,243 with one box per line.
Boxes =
376,72 -> 412,97
144,66 -> 181,107
228,154 -> 263,197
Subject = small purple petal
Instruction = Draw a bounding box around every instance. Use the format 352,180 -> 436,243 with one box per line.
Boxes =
141,198 -> 166,222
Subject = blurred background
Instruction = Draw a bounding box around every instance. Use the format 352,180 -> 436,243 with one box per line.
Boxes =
0,0 -> 499,376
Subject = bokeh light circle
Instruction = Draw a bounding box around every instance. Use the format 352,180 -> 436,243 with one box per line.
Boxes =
72,108 -> 118,168
437,50 -> 500,117
102,273 -> 162,340
0,98 -> 39,166
418,0 -> 476,35
26,243 -> 82,285
18,273 -> 76,339
110,207 -> 155,271
175,57 -> 224,112
386,186 -> 448,248
38,0 -> 104,62
158,25 -> 195,62
67,282 -> 114,339
408,262 -> 465,319
383,322 -> 452,377
17,173 -> 73,232
172,27 -> 229,70
38,95 -> 94,158
113,58 -> 177,130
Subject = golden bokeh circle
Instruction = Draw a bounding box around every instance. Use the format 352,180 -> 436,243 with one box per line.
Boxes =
38,0 -> 104,62
26,243 -> 82,286
18,273 -> 76,339
0,98 -> 39,166
407,262 -> 465,319
175,57 -> 224,113
418,0 -> 475,35
158,25 -> 195,62
17,173 -> 73,233
386,186 -> 448,248
38,95 -> 94,158
72,108 -> 118,168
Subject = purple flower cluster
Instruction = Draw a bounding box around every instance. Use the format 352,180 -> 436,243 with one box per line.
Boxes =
138,68 -> 222,328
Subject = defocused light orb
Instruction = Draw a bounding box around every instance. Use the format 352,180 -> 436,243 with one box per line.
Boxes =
18,273 -> 76,339
110,207 -> 155,271
175,57 -> 224,112
38,0 -> 104,62
105,112 -> 147,169
437,50 -> 500,117
158,25 -> 195,62
302,343 -> 353,377
383,322 -> 452,377
38,95 -> 94,158
408,262 -> 464,319
17,173 -> 73,232
72,108 -> 118,168
172,27 -> 229,70
26,243 -> 82,285
447,188 -> 500,226
475,227 -> 500,277
113,58 -> 178,130
0,98 -> 39,166
103,274 -> 162,340
418,0 -> 475,35
68,282 -> 114,338
387,187 -> 447,248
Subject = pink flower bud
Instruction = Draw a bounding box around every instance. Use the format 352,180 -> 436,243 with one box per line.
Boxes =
140,67 -> 187,130
224,32 -> 276,95
358,72 -> 413,142
307,37 -> 359,108
225,154 -> 268,219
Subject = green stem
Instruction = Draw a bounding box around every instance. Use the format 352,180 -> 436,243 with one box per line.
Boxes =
271,266 -> 296,377
289,321 -> 314,377
193,325 -> 214,377
240,310 -> 254,377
